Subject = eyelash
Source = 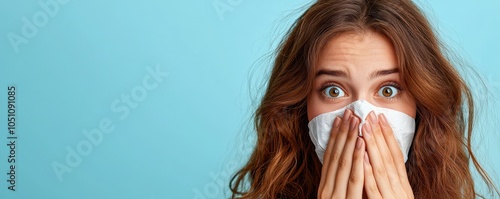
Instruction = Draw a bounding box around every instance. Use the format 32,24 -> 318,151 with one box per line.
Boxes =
317,81 -> 404,100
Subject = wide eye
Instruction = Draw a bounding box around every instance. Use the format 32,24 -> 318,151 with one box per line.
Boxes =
323,85 -> 345,98
378,85 -> 399,98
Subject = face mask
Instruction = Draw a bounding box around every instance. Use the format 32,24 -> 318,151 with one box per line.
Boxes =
308,100 -> 416,164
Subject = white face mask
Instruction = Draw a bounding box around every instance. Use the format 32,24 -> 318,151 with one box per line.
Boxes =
308,100 -> 416,164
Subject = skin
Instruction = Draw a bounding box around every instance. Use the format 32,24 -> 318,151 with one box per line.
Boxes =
307,31 -> 416,198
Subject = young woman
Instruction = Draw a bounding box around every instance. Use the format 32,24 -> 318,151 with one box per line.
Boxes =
230,0 -> 499,198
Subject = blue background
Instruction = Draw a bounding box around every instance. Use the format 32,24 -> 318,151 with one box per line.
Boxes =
0,0 -> 499,198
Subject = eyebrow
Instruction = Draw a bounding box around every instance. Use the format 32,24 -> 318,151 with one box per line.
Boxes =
369,68 -> 399,80
315,69 -> 348,78
315,68 -> 399,80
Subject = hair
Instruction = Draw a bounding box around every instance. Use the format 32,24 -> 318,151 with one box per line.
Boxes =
230,0 -> 499,198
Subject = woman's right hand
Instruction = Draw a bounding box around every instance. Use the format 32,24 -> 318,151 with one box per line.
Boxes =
318,109 -> 365,199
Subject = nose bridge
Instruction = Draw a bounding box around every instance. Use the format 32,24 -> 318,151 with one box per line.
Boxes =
349,78 -> 366,98
350,87 -> 373,105
348,80 -> 377,121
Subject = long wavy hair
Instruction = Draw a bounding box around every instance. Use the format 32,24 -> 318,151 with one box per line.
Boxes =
230,0 -> 499,198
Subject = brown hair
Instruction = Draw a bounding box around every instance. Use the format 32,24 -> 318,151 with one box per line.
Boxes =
230,0 -> 499,198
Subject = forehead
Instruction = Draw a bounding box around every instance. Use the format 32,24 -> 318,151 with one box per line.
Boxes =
316,31 -> 397,73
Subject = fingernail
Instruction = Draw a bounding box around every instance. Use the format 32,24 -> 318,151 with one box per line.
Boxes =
356,137 -> 363,149
379,114 -> 388,126
333,117 -> 341,127
343,109 -> 353,123
350,117 -> 359,130
364,121 -> 371,135
368,111 -> 377,124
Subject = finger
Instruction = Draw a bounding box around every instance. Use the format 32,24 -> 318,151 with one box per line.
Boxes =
332,116 -> 360,197
321,117 -> 342,170
346,137 -> 365,199
321,110 -> 353,197
323,110 -> 352,190
318,116 -> 341,196
378,113 -> 406,176
368,112 -> 404,195
363,151 -> 382,199
368,112 -> 397,173
362,119 -> 393,198
379,114 -> 413,196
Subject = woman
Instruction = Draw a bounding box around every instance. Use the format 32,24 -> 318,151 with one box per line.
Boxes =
230,0 -> 499,198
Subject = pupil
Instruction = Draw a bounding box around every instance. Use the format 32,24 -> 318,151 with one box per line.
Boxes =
330,88 -> 339,97
383,88 -> 392,97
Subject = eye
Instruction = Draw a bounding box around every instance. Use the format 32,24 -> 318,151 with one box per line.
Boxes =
323,85 -> 346,98
377,85 -> 399,98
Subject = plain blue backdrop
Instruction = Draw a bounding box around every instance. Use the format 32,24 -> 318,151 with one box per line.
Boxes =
1,0 -> 499,198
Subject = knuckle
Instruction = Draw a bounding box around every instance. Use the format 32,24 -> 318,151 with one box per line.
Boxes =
376,167 -> 386,176
387,174 -> 397,181
338,157 -> 348,169
385,155 -> 394,165
352,153 -> 360,161
331,152 -> 340,162
348,175 -> 358,184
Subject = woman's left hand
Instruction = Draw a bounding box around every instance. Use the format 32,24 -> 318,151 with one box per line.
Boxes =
361,112 -> 414,199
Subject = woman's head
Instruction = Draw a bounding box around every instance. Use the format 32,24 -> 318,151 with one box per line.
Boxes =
307,31 -> 416,121
231,0 -> 496,198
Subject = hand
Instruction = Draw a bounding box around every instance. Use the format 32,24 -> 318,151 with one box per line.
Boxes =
361,112 -> 414,199
318,109 -> 366,199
